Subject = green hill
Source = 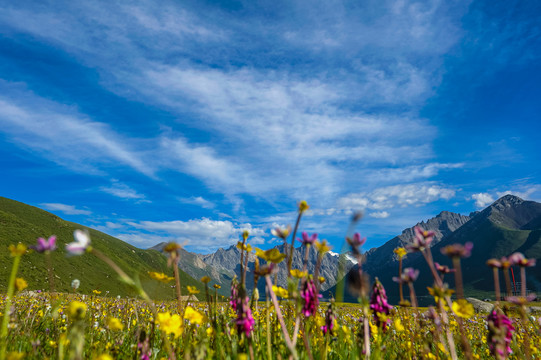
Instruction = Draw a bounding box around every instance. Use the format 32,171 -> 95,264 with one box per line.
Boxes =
0,197 -> 206,299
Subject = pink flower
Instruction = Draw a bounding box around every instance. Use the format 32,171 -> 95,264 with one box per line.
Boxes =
441,242 -> 473,258
435,262 -> 455,274
235,296 -> 254,337
297,232 -> 318,245
321,304 -> 335,335
407,226 -> 434,252
346,233 -> 366,255
33,236 -> 57,253
370,278 -> 392,331
300,279 -> 321,317
487,309 -> 514,359
508,252 -> 536,267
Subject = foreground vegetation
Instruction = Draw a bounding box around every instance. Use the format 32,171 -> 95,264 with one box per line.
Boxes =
1,201 -> 540,359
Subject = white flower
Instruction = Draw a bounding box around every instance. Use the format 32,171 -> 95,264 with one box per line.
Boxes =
71,279 -> 81,290
66,230 -> 91,255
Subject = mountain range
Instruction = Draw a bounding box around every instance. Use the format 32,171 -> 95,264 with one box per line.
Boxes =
333,194 -> 541,303
1,194 -> 540,304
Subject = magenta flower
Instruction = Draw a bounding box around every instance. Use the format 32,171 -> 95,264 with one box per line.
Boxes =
66,230 -> 91,255
508,252 -> 536,267
321,304 -> 335,335
300,278 -> 321,317
441,242 -> 473,258
230,279 -> 240,312
370,278 -> 392,330
235,296 -> 254,337
406,226 -> 434,252
487,309 -> 514,359
393,267 -> 419,284
297,232 -> 318,245
346,233 -> 366,255
33,236 -> 57,253
435,262 -> 455,274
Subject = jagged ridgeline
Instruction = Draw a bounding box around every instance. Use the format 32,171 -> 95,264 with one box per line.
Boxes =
332,195 -> 541,303
151,241 -> 356,297
0,197 -> 206,298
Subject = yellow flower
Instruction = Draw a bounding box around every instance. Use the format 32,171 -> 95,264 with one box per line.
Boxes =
318,276 -> 326,283
94,354 -> 113,360
255,248 -> 286,264
242,230 -> 250,240
6,352 -> 24,360
148,272 -> 175,283
93,290 -> 101,295
14,278 -> 28,291
107,317 -> 124,331
206,327 -> 214,337
200,276 -> 211,284
68,301 -> 87,320
213,284 -> 221,289
236,241 -> 252,252
272,285 -> 289,299
394,318 -> 405,332
298,200 -> 309,213
157,312 -> 183,337
452,299 -> 474,319
393,247 -> 408,259
8,243 -> 27,257
184,306 -> 204,325
187,286 -> 200,294
314,240 -> 331,254
290,269 -> 308,278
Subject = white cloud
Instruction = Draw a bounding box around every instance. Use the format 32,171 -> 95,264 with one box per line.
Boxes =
0,81 -> 154,177
471,193 -> 495,208
100,180 -> 147,200
125,217 -> 266,249
496,185 -> 541,200
337,183 -> 456,212
369,211 -> 390,219
40,203 -> 91,215
178,196 -> 215,209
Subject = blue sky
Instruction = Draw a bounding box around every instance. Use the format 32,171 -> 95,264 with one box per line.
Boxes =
0,0 -> 540,253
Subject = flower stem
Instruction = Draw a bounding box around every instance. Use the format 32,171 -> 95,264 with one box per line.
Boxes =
0,254 -> 22,360
265,276 -> 297,359
287,211 -> 303,278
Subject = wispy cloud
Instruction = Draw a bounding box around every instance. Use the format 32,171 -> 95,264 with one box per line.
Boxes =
40,203 -> 91,215
178,196 -> 215,209
100,180 -> 147,201
0,81 -> 154,177
337,183 -> 456,212
125,218 -> 266,250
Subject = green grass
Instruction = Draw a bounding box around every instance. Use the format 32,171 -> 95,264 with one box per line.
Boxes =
0,197 -> 206,298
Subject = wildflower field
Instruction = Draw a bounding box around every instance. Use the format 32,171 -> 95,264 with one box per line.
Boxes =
1,202 -> 540,359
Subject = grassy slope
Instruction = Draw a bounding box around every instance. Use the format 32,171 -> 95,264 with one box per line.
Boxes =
0,197 -> 206,299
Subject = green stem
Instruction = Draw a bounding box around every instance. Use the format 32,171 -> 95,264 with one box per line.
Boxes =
287,212 -> 303,278
0,254 -> 22,360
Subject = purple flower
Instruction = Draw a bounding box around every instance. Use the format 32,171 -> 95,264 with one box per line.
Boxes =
393,267 -> 419,284
508,252 -> 536,267
33,236 -> 57,253
441,242 -> 473,258
370,278 -> 392,331
297,232 -> 318,245
66,230 -> 91,255
406,226 -> 434,252
321,304 -> 335,335
435,262 -> 455,274
235,296 -> 254,337
229,279 -> 240,312
487,308 -> 514,359
346,233 -> 366,254
300,279 -> 321,317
